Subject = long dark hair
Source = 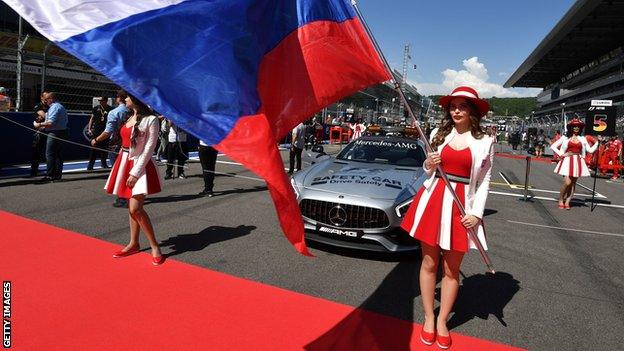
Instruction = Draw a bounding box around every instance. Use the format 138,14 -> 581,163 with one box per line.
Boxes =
566,125 -> 582,137
431,99 -> 485,150
128,93 -> 152,147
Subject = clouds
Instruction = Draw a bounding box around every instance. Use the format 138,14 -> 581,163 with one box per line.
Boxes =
411,57 -> 541,98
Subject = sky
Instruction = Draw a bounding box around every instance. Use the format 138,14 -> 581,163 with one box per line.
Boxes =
356,0 -> 577,98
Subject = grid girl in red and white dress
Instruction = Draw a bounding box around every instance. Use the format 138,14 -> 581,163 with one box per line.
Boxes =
400,86 -> 493,349
350,119 -> 365,140
550,118 -> 597,209
104,93 -> 164,265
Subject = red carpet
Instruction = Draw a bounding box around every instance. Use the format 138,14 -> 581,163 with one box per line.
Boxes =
0,210 -> 524,350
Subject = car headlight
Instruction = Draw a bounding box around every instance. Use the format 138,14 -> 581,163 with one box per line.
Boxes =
290,177 -> 300,199
395,198 -> 413,218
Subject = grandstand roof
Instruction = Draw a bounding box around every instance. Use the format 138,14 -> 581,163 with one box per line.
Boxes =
504,0 -> 624,88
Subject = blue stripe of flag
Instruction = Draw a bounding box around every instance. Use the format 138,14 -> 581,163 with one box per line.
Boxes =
57,0 -> 356,145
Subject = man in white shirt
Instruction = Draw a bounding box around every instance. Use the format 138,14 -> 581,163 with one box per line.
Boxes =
289,122 -> 306,174
165,120 -> 188,179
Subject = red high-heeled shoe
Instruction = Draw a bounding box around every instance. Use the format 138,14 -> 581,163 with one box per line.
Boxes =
420,327 -> 436,346
437,333 -> 452,349
112,246 -> 140,258
152,255 -> 165,266
564,204 -> 571,210
558,203 -> 565,209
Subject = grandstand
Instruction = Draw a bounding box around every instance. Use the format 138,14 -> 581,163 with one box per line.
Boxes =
505,0 -> 624,135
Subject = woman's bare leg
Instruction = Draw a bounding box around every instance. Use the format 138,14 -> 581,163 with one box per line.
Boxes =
437,250 -> 465,337
559,176 -> 572,205
420,243 -> 441,333
121,207 -> 140,251
565,177 -> 578,206
129,195 -> 162,257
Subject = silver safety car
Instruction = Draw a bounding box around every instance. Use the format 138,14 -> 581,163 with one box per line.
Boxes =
291,129 -> 428,253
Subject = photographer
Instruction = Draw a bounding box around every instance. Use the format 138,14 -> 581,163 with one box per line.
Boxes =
86,97 -> 112,170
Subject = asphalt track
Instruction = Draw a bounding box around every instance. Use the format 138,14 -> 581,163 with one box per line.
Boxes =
1,143 -> 623,350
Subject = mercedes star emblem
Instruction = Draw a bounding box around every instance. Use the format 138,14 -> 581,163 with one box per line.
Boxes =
328,205 -> 348,227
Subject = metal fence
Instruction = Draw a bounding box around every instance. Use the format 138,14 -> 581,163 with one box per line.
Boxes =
1,44 -> 117,112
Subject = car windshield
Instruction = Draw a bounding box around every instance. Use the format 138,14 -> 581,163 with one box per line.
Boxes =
336,138 -> 426,167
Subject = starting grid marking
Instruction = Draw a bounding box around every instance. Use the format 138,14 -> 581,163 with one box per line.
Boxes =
488,190 -> 624,210
496,171 -> 607,199
506,220 -> 624,238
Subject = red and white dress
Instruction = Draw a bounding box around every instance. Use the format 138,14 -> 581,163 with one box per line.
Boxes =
105,123 -> 162,199
350,123 -> 365,140
553,139 -> 589,177
401,145 -> 483,252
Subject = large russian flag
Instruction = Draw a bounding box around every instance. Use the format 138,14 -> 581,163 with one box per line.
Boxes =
6,0 -> 391,255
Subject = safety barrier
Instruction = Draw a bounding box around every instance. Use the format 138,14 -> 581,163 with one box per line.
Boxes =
0,112 -> 199,167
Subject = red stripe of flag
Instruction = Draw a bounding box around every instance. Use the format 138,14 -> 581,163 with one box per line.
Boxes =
217,18 -> 390,255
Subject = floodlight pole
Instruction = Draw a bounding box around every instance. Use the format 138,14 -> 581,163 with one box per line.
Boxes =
352,1 -> 495,273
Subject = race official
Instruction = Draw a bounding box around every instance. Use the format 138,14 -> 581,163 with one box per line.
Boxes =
165,121 -> 188,179
198,140 -> 218,196
87,96 -> 112,170
33,92 -> 68,182
289,122 -> 305,174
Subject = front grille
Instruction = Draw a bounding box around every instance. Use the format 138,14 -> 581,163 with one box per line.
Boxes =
300,199 -> 389,229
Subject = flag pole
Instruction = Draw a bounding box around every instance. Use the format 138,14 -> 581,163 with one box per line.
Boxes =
352,1 -> 495,273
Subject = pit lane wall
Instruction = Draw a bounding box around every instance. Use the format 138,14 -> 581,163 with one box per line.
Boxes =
0,112 -> 199,168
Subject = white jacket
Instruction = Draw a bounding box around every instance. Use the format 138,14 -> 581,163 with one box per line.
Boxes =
128,115 -> 159,178
550,135 -> 597,157
422,128 -> 494,219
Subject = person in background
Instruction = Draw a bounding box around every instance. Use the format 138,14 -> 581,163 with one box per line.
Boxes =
551,118 -> 598,209
601,134 -> 622,181
510,130 -> 521,151
0,87 -> 11,111
289,122 -> 305,174
521,131 -> 528,150
198,140 -> 218,196
314,117 -> 324,143
29,92 -> 48,177
165,120 -> 188,179
401,86 -> 493,350
87,96 -> 112,170
350,118 -> 365,141
33,92 -> 68,182
91,89 -> 129,207
156,114 -> 168,163
535,129 -> 546,157
104,93 -> 164,266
